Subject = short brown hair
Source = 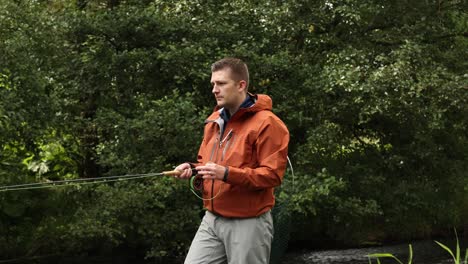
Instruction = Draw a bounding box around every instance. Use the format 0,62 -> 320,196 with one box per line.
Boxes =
211,57 -> 249,90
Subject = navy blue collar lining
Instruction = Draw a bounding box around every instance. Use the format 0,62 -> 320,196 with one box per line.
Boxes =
220,95 -> 255,123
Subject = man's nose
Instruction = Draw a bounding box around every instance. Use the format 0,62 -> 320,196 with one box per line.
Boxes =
212,85 -> 218,94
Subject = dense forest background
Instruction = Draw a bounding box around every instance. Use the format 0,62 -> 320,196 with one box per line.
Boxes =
0,0 -> 467,263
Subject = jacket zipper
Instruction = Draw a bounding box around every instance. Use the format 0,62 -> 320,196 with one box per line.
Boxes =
221,130 -> 233,161
211,130 -> 222,214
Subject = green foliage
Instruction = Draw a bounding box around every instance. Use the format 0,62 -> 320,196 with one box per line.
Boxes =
0,178 -> 201,261
55,179 -> 200,260
287,0 -> 467,243
95,90 -> 206,175
0,0 -> 467,260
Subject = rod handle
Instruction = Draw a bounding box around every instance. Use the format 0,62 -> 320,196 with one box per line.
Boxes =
162,170 -> 182,176
162,169 -> 198,176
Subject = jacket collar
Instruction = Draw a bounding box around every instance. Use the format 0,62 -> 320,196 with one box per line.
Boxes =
220,94 -> 255,123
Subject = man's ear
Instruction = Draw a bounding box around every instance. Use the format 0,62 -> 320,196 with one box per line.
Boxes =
238,80 -> 247,92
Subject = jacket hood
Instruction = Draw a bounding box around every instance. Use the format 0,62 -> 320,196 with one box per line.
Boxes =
249,94 -> 272,112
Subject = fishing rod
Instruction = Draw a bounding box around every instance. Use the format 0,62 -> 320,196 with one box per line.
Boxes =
0,170 -> 184,192
0,168 -> 216,202
0,159 -> 294,200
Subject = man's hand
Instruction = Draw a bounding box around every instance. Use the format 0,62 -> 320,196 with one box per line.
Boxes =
173,163 -> 193,179
196,162 -> 226,181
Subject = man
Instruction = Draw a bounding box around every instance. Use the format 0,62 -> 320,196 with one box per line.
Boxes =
174,57 -> 289,264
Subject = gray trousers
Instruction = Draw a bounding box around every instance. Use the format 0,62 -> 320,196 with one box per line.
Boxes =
184,210 -> 274,264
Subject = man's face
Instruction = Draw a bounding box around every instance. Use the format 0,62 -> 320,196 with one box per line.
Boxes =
210,68 -> 245,111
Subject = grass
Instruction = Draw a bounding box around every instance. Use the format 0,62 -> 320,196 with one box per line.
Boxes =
367,244 -> 413,264
367,229 -> 467,264
434,229 -> 467,264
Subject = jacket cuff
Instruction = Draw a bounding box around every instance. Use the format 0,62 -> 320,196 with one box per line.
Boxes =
222,166 -> 229,182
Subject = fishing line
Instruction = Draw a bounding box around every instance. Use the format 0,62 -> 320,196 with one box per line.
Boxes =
189,174 -> 223,201
0,171 -> 181,192
0,169 -> 218,201
0,159 -> 293,199
287,156 -> 295,191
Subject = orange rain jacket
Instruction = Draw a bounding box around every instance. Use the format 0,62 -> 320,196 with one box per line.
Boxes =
195,94 -> 289,218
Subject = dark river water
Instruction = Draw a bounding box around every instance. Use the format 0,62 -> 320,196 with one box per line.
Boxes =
281,239 -> 467,264
2,239 -> 464,264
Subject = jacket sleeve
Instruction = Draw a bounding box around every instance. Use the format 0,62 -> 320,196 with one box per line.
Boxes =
226,115 -> 289,190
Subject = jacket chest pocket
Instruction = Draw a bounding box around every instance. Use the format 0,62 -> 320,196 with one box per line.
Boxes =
222,134 -> 256,166
206,136 -> 219,161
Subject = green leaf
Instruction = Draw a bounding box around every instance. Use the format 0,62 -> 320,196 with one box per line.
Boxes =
367,253 -> 404,264
408,244 -> 413,264
435,240 -> 457,262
